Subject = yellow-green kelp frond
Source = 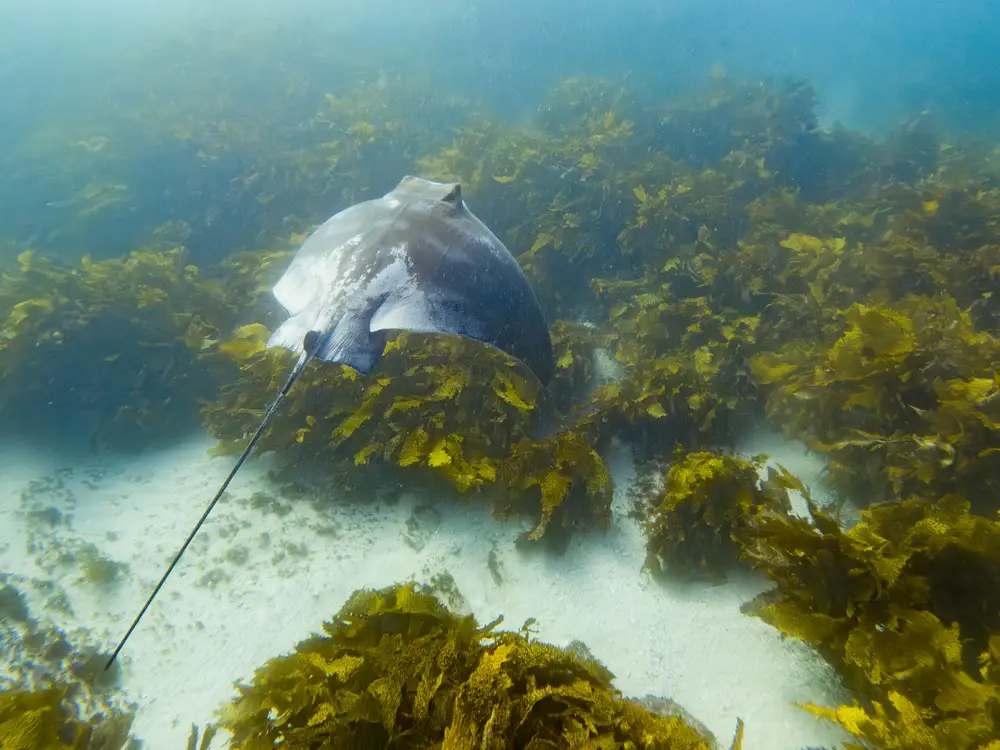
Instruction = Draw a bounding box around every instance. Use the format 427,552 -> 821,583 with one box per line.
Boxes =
643,451 -> 803,580
203,324 -> 537,475
748,293 -> 1000,505
639,451 -> 1000,747
0,245 -> 254,448
216,582 -> 716,749
798,689 -> 999,750
499,425 -> 613,541
572,261 -> 764,466
737,495 -> 1000,748
0,575 -> 138,749
0,687 -> 137,750
201,320 -> 619,540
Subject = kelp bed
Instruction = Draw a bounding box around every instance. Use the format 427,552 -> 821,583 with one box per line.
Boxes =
3,69 -> 1000,748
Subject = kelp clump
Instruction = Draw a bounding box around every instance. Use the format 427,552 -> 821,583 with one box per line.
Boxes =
0,245 -> 243,448
750,291 -> 1000,508
0,687 -> 137,750
736,494 -> 1000,749
642,451 -> 803,579
0,228 -> 301,451
0,575 -> 138,749
641,453 -> 1000,748
641,451 -> 1000,747
202,324 -> 613,540
216,582 -> 715,749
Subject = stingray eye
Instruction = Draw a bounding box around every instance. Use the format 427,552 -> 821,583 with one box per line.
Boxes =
442,184 -> 462,203
303,330 -> 322,352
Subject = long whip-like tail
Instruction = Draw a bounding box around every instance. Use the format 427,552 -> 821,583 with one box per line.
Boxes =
104,344 -> 316,670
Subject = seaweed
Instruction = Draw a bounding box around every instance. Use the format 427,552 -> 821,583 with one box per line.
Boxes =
216,582 -> 720,749
199,320 -> 613,541
0,686 -> 137,750
498,425 -> 612,541
734,494 -> 1000,747
643,451 -> 801,580
0,576 -> 138,749
640,452 -> 1000,746
187,724 -> 218,750
0,246 -> 244,449
8,65 -> 1000,749
750,292 -> 1000,507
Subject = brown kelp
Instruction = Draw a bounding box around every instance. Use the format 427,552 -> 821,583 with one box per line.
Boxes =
640,452 -> 1000,748
0,576 -> 138,749
0,246 -> 231,446
642,451 -> 801,580
742,494 -> 1000,748
5,67 -> 1000,747
215,582 -> 719,749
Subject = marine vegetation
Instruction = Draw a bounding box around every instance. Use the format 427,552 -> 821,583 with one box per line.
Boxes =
642,451 -> 803,580
0,687 -> 137,750
0,576 -> 138,749
201,325 -> 612,541
214,581 -> 721,749
7,62 -> 1000,748
641,452 -> 1000,749
0,245 -> 243,448
737,491 -> 1000,749
750,290 -> 1000,508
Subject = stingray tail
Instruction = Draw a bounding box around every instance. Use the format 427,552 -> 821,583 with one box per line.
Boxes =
104,339 -> 319,670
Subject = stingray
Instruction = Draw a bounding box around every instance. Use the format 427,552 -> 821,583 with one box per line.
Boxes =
105,176 -> 554,668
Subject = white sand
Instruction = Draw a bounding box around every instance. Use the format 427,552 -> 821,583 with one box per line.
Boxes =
0,424 -> 854,750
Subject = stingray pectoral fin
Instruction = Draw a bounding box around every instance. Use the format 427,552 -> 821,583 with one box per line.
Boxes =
316,311 -> 387,374
267,312 -> 314,354
272,266 -> 321,316
369,293 -> 481,340
268,309 -> 386,374
370,290 -> 553,385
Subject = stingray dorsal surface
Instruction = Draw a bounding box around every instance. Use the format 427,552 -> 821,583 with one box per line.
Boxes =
268,175 -> 554,384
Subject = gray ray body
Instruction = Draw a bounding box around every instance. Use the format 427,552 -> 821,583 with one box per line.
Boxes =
104,176 -> 554,669
267,175 -> 554,385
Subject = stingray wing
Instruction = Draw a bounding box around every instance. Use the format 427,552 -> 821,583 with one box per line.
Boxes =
367,198 -> 554,385
270,200 -> 384,318
266,197 -> 403,357
266,176 -> 554,385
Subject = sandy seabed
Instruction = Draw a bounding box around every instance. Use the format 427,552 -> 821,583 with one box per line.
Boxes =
0,423 -> 855,750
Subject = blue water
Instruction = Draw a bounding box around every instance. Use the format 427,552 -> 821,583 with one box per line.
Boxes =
2,0 -> 997,265
2,0 -> 997,264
